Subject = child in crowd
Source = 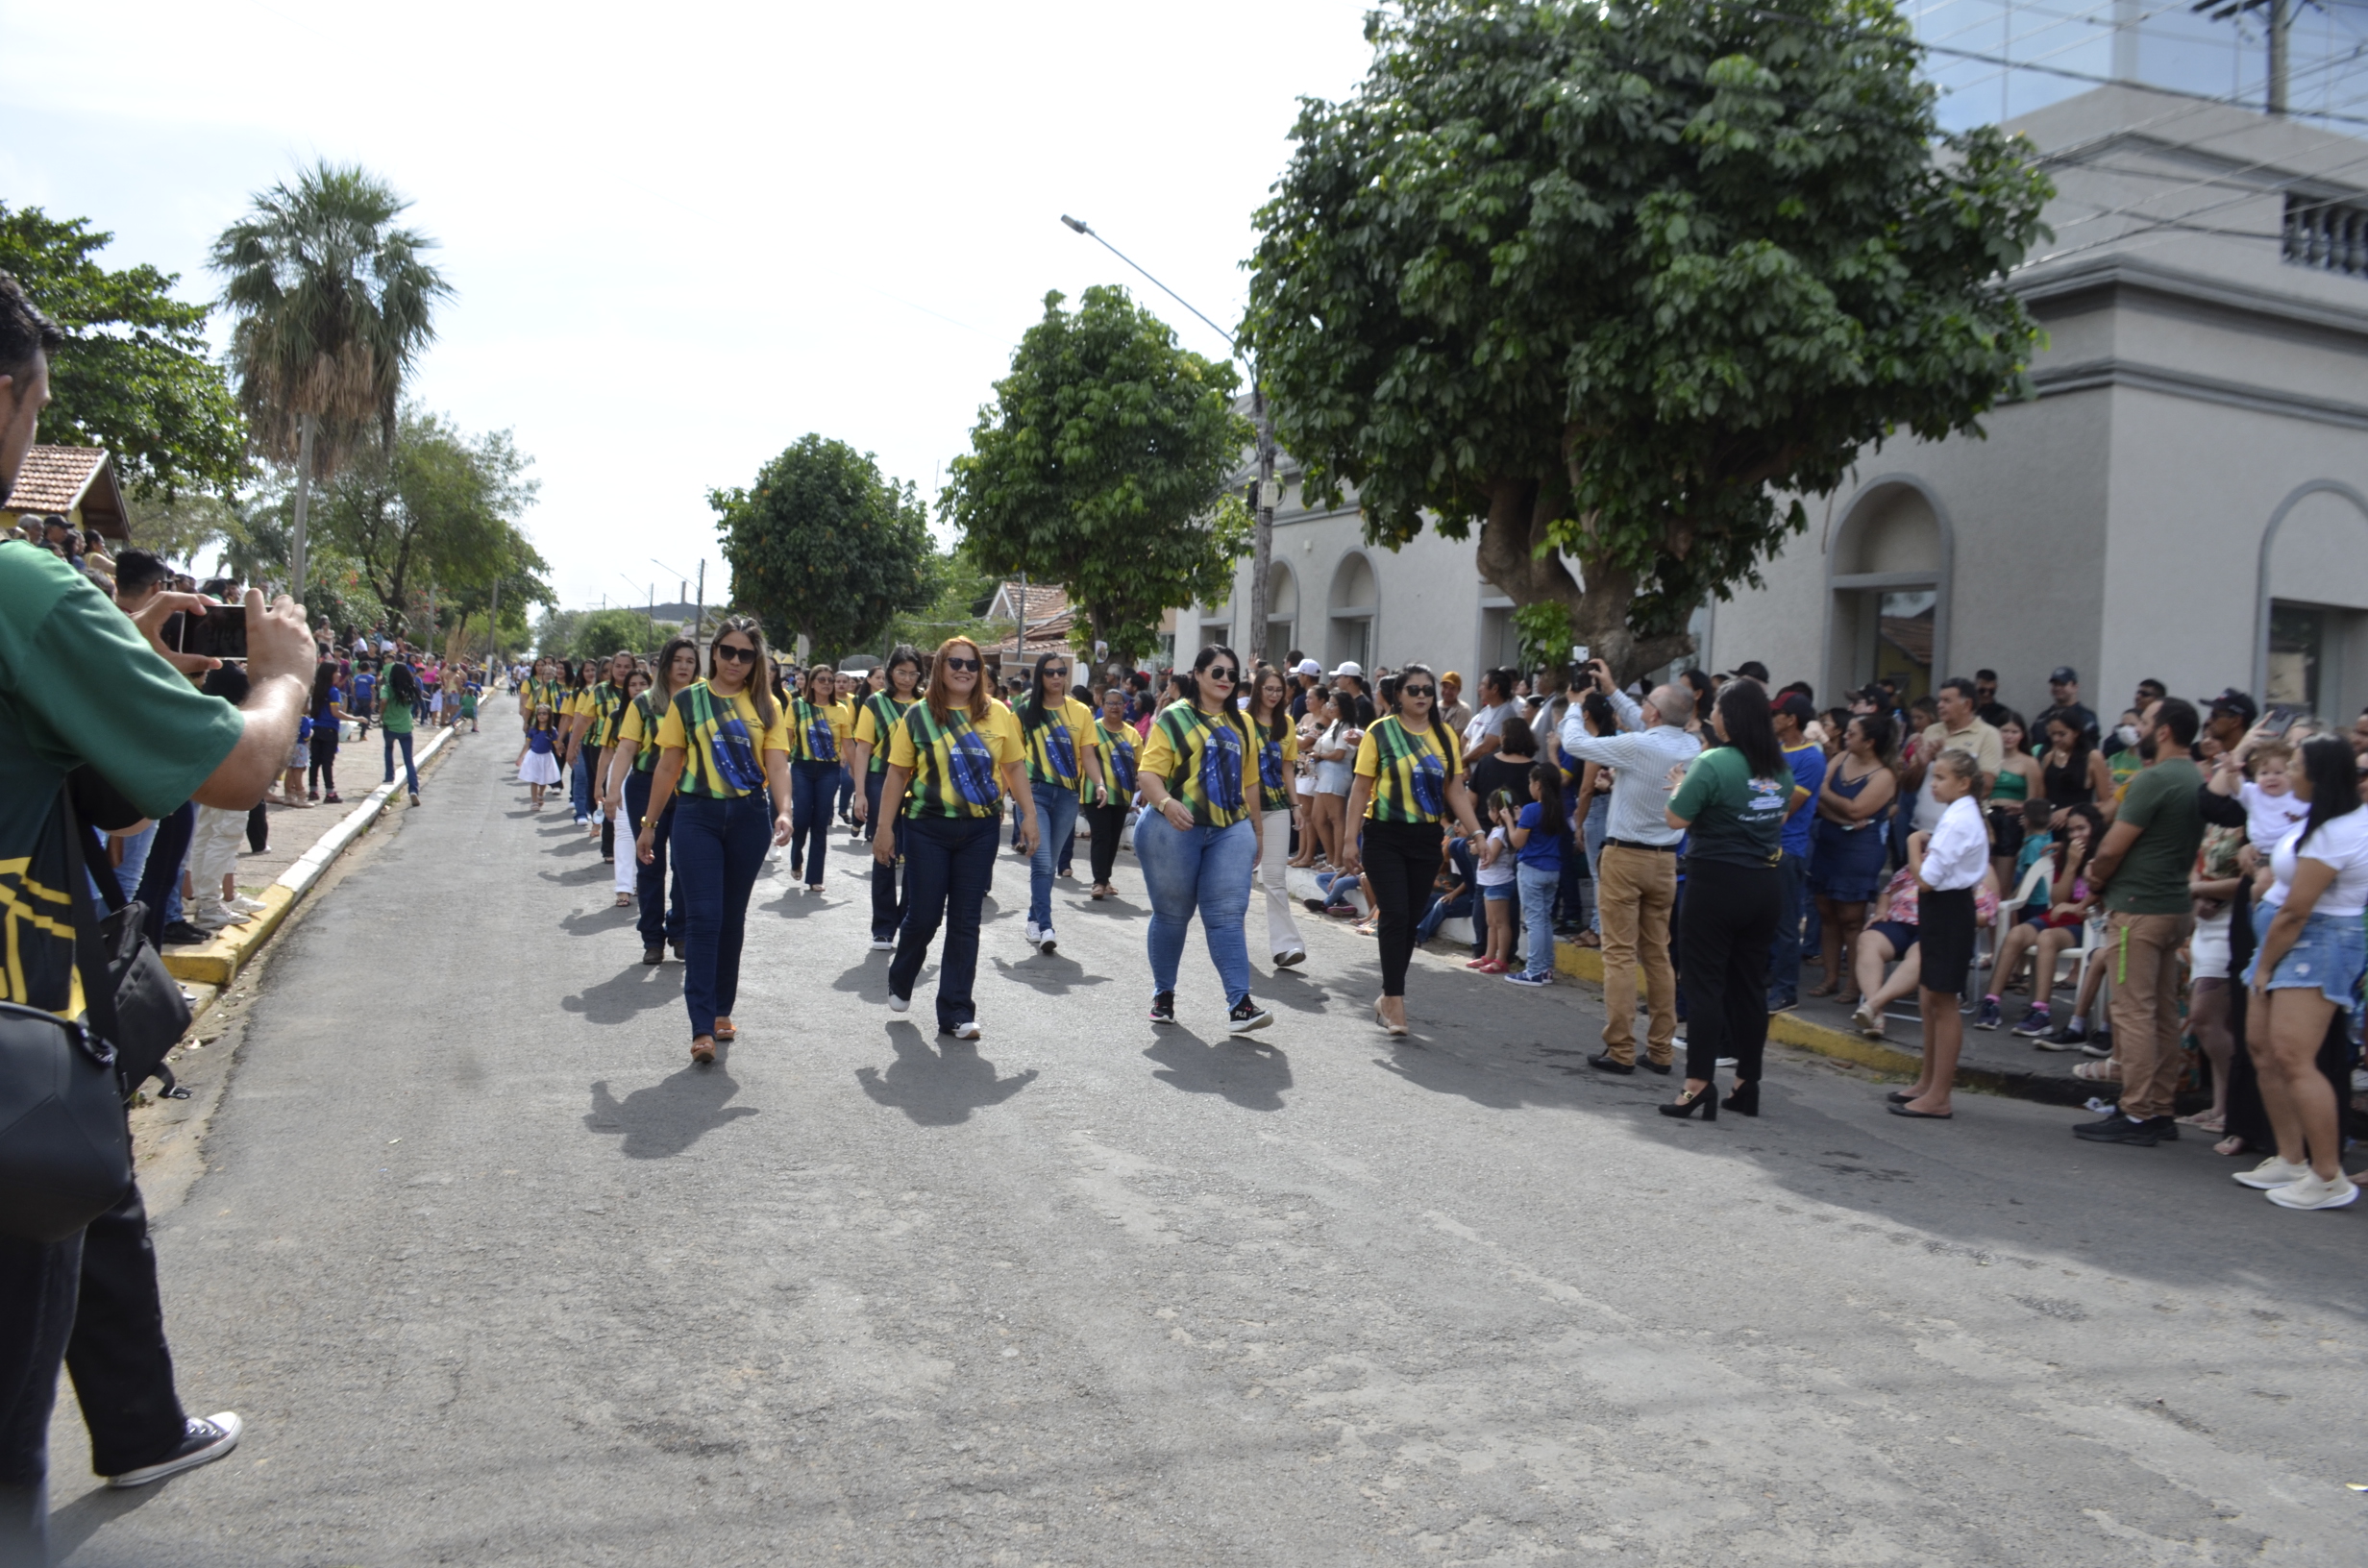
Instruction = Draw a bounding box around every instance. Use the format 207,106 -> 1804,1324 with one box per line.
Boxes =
519,704 -> 562,809
460,680 -> 481,732
2233,737 -> 2309,848
1469,791 -> 1518,974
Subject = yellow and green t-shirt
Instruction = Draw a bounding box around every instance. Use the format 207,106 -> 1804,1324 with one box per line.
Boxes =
654,680 -> 790,799
1018,694 -> 1098,792
1247,718 -> 1299,815
587,680 -> 629,748
520,676 -> 561,721
887,698 -> 1024,820
790,697 -> 854,764
1355,715 -> 1463,824
853,692 -> 919,772
1093,717 -> 1139,804
616,690 -> 667,773
1140,701 -> 1260,829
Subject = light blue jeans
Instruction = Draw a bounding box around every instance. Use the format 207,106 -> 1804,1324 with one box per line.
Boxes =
1582,796 -> 1610,933
1029,781 -> 1081,929
1134,813 -> 1255,1007
1517,862 -> 1560,980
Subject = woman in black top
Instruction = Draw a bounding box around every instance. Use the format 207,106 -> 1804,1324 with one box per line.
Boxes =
1467,715 -> 1539,809
2039,715 -> 2113,823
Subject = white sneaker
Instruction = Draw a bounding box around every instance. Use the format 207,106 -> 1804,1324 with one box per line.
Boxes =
2265,1171 -> 2359,1210
1037,926 -> 1056,955
870,937 -> 896,952
227,895 -> 268,915
949,1020 -> 980,1041
887,993 -> 909,1014
1024,920 -> 1044,948
2233,1156 -> 2314,1189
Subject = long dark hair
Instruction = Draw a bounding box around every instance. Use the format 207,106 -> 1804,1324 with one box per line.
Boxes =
1850,711 -> 1898,770
1022,650 -> 1069,729
1714,679 -> 1786,779
2297,735 -> 2361,852
1180,644 -> 1241,711
1246,663 -> 1292,745
706,616 -> 777,728
2044,710 -> 2092,767
2055,802 -> 2105,871
1528,762 -> 1564,836
1579,690 -> 1616,738
883,644 -> 924,697
384,661 -> 420,705
651,635 -> 700,704
310,663 -> 340,719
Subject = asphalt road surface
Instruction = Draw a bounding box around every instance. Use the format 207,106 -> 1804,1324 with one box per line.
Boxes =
49,737 -> 2368,1566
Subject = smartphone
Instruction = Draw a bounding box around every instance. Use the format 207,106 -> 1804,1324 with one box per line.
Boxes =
2262,703 -> 2306,738
180,602 -> 248,661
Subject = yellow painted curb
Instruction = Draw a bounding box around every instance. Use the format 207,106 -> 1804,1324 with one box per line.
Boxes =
161,884 -> 297,987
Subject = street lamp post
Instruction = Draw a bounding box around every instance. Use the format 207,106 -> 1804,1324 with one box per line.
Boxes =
1060,215 -> 1278,669
651,556 -> 707,643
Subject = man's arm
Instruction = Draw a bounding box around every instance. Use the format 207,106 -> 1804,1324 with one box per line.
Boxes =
191,591 -> 310,808
1606,686 -> 1645,732
2084,818 -> 2144,893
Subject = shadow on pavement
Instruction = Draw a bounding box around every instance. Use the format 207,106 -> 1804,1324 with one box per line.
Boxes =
855,1023 -> 1038,1125
987,954 -> 1112,994
584,1064 -> 758,1157
47,1476 -> 166,1562
561,963 -> 681,1024
560,902 -> 639,936
1144,1030 -> 1293,1112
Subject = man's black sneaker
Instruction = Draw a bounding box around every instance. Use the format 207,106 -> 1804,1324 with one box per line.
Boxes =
107,1412 -> 242,1488
1227,997 -> 1274,1036
160,920 -> 209,946
1149,992 -> 1177,1026
2056,1018 -> 2088,1046
641,945 -> 664,965
1586,1050 -> 1637,1075
2073,1113 -> 2172,1145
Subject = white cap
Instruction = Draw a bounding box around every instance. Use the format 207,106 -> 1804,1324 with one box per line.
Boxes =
1294,658 -> 1321,677
1330,661 -> 1364,680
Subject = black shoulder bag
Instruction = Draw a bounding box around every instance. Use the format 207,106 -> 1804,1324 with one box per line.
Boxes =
0,790 -> 143,1241
78,810 -> 194,1100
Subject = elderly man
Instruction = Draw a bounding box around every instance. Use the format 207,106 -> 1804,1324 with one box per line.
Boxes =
1902,676 -> 2002,834
1561,660 -> 1702,1073
1438,672 -> 1473,733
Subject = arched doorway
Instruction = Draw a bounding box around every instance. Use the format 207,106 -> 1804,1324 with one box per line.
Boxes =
1265,561 -> 1299,662
1824,478 -> 1953,704
2255,480 -> 2368,720
1327,551 -> 1377,670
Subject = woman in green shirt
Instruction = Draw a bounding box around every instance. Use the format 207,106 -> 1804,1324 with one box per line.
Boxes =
1663,679 -> 1795,1119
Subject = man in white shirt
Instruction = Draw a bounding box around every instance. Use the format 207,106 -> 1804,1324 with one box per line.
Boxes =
1461,668 -> 1517,768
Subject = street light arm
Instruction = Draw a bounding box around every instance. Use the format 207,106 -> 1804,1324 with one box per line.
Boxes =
1060,215 -> 1239,355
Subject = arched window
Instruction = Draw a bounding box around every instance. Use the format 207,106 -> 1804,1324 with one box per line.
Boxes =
1265,560 -> 1298,663
1824,478 -> 1952,704
1327,551 -> 1377,670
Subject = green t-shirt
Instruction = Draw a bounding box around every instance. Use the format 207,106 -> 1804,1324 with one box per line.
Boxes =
378,672 -> 415,735
0,543 -> 244,1014
1667,745 -> 1789,870
2103,756 -> 2204,915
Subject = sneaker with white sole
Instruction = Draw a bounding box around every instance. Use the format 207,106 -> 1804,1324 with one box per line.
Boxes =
1037,926 -> 1056,955
2232,1155 -> 2314,1189
947,1020 -> 981,1041
2264,1171 -> 2359,1210
227,895 -> 269,915
107,1412 -> 242,1488
1024,920 -> 1046,950
1227,997 -> 1274,1035
869,937 -> 896,952
887,993 -> 909,1014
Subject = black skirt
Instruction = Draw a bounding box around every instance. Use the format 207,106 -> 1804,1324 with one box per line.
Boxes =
1919,885 -> 1977,996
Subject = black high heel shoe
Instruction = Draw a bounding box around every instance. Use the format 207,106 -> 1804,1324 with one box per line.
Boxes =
1722,1079 -> 1760,1117
1659,1081 -> 1718,1121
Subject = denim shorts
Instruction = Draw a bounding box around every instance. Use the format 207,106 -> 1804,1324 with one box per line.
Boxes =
1483,881 -> 1515,902
2240,907 -> 2368,1007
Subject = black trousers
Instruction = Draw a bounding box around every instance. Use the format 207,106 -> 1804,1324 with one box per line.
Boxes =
1680,857 -> 1782,1083
865,772 -> 905,943
136,800 -> 195,945
594,748 -> 616,860
65,1177 -> 187,1478
245,802 -> 268,853
1363,819 -> 1442,998
1085,801 -> 1127,887
0,1231 -> 81,1566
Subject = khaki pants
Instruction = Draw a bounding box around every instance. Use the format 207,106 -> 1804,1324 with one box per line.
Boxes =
2106,911 -> 2191,1122
1597,845 -> 1679,1065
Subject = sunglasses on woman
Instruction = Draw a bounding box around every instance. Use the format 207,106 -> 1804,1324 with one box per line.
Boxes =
943,655 -> 981,673
714,644 -> 756,664
1205,666 -> 1237,683
1402,684 -> 1436,698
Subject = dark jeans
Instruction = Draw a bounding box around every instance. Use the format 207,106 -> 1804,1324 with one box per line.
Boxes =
1680,857 -> 1782,1084
307,731 -> 338,795
383,729 -> 418,794
672,793 -> 771,1038
65,1178 -> 187,1478
136,801 -> 194,946
624,769 -> 684,949
1769,846 -> 1808,998
866,772 -> 904,941
1414,884 -> 1474,945
790,759 -> 838,887
0,1232 -> 82,1568
836,764 -> 855,820
245,801 -> 268,854
1085,801 -> 1127,886
594,748 -> 615,859
1363,819 -> 1443,997
890,815 -> 999,1031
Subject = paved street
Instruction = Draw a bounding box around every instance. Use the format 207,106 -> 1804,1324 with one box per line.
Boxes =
48,738 -> 2368,1567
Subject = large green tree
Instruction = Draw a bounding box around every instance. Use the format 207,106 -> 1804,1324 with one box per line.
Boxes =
711,434 -> 935,659
1245,0 -> 2052,679
946,287 -> 1253,665
0,205 -> 246,499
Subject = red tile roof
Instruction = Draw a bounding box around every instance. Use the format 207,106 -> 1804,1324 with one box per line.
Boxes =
3,446 -> 129,537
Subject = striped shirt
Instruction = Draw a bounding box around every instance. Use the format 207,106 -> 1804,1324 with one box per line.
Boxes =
1355,716 -> 1463,824
654,681 -> 789,799
1141,702 -> 1260,828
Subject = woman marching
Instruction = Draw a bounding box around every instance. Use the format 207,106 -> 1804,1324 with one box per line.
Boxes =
1085,682 -> 1139,900
559,657 -> 598,825
850,646 -> 925,949
1134,645 -> 1276,1035
585,649 -> 636,861
1016,651 -> 1107,954
1245,664 -> 1307,969
788,663 -> 854,893
607,637 -> 699,960
637,618 -> 794,1065
1338,662 -> 1482,1036
872,635 -> 1041,1039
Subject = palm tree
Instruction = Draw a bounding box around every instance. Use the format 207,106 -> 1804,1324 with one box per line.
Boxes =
210,161 -> 451,598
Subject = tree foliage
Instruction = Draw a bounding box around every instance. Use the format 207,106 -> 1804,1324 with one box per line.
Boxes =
711,434 -> 935,660
572,607 -> 659,662
305,407 -> 545,636
947,287 -> 1253,666
1245,0 -> 2052,678
0,204 -> 246,500
880,543 -> 1004,657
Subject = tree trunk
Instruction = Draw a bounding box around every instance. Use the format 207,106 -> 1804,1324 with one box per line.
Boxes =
1473,478 -> 1692,687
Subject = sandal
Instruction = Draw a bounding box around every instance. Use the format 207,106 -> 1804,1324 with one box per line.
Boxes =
614,893 -> 633,908
713,1018 -> 737,1043
2072,1060 -> 2120,1083
690,1038 -> 715,1065
1573,931 -> 1600,949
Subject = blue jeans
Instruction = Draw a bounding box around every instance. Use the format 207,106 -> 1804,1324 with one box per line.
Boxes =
1517,862 -> 1560,979
790,759 -> 839,886
1582,796 -> 1610,933
624,769 -> 684,948
671,794 -> 771,1038
1133,813 -> 1256,1007
836,764 -> 855,819
112,821 -> 156,902
866,770 -> 904,941
1414,884 -> 1472,944
1029,782 -> 1081,929
890,814 -> 999,1030
136,801 -> 193,943
383,729 -> 418,794
569,744 -> 593,820
1770,846 -> 1808,999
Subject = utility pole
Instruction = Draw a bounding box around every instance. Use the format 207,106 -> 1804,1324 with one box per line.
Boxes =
289,411 -> 313,603
2268,0 -> 2291,115
696,560 -> 704,642
1248,385 -> 1276,668
488,576 -> 501,679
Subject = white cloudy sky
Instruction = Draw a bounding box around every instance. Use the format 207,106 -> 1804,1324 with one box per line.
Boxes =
7,0 -> 1376,609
